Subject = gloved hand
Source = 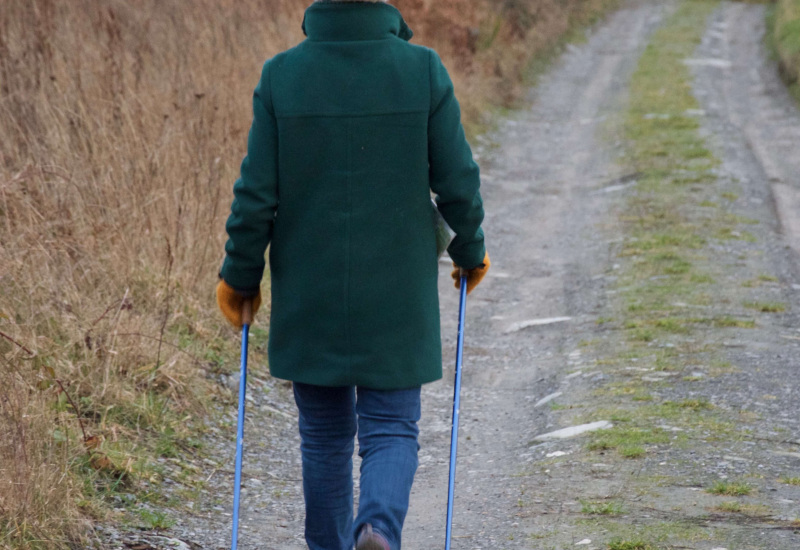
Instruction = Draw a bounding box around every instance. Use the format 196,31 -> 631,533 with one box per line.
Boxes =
451,252 -> 490,295
216,280 -> 262,329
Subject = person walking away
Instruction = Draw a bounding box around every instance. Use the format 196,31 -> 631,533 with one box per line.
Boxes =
215,1 -> 490,548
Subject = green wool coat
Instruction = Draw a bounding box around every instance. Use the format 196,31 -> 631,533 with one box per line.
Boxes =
220,1 -> 486,389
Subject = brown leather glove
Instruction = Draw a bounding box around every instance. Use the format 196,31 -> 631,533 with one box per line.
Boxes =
451,252 -> 490,295
216,280 -> 262,329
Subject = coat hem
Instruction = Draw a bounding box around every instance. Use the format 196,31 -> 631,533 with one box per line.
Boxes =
269,369 -> 443,391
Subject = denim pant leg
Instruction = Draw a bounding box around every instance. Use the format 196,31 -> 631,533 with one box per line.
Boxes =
353,386 -> 421,550
293,383 -> 357,550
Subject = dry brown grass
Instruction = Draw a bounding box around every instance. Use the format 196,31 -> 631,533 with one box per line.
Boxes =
1,366 -> 88,546
0,0 -> 617,546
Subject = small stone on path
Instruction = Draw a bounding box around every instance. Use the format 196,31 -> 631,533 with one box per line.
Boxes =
534,391 -> 563,408
576,540 -> 592,546
505,317 -> 572,333
533,421 -> 613,442
683,57 -> 732,68
594,182 -> 636,195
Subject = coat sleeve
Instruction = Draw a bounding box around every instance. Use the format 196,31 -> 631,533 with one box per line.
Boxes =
428,49 -> 486,270
220,62 -> 279,293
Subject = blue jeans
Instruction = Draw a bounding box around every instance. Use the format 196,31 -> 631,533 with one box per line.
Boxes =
293,382 -> 421,550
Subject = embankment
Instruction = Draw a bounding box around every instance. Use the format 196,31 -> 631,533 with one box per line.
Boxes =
774,0 -> 800,99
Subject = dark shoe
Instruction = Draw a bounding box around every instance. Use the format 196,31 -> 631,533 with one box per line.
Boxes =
356,523 -> 390,550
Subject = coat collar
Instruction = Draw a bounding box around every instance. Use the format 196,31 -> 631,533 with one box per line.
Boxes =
302,2 -> 413,42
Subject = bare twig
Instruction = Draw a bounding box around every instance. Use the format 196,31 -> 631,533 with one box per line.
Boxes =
53,379 -> 91,458
106,287 -> 130,364
115,332 -> 202,365
99,288 -> 131,397
0,329 -> 34,357
84,293 -> 131,349
155,238 -> 174,373
191,156 -> 222,289
89,298 -> 123,329
204,467 -> 219,483
0,388 -> 29,469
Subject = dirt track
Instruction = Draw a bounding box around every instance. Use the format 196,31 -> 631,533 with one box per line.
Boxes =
125,1 -> 800,549
404,2 -> 668,547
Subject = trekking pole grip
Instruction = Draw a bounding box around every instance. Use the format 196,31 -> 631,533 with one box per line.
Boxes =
242,299 -> 253,326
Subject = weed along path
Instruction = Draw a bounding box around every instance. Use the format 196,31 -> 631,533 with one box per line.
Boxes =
134,1 -> 800,549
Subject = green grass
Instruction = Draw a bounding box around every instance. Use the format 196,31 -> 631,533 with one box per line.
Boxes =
779,476 -> 800,485
581,500 -> 626,515
710,316 -> 756,328
707,480 -> 753,496
136,508 -> 176,530
743,301 -> 787,313
585,518 -> 711,549
669,398 -> 713,411
588,426 -> 669,458
607,539 -> 658,550
585,396 -> 730,441
715,500 -> 742,513
715,501 -> 772,516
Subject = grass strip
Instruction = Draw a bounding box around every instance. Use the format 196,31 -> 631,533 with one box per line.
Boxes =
619,0 -> 722,343
565,9 -> 792,550
586,0 -> 726,449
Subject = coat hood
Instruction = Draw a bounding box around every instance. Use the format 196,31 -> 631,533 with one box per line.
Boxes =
302,2 -> 413,42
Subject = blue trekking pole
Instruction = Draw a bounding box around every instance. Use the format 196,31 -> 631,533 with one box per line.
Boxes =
445,274 -> 468,550
231,300 -> 253,550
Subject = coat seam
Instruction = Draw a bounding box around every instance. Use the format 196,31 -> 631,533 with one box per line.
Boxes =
264,61 -> 275,116
304,37 -> 396,44
345,119 -> 353,379
276,108 -> 427,119
428,49 -> 433,115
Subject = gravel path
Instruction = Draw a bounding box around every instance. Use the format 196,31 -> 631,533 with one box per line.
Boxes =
106,2 -> 800,549
404,2 -> 670,548
710,2 -> 800,258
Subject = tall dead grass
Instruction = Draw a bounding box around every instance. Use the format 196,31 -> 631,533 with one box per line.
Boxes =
0,0 -> 616,546
1,1 -> 306,546
1,363 -> 88,545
